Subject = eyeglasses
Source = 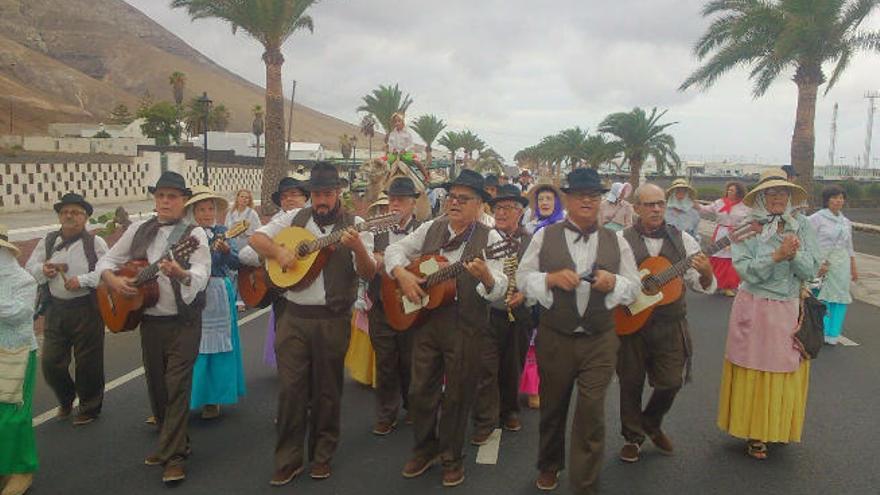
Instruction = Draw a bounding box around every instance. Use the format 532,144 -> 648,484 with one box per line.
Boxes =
567,192 -> 603,202
492,204 -> 522,213
640,200 -> 666,209
447,193 -> 477,204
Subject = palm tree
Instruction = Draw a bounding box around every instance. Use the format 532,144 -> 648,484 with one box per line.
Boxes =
360,114 -> 376,160
252,104 -> 264,158
555,127 -> 590,170
474,148 -> 505,175
458,130 -> 486,169
169,71 -> 187,107
598,107 -> 681,187
680,0 -> 880,197
357,84 -> 414,142
583,133 -> 621,170
409,114 -> 446,180
171,0 -> 318,213
438,130 -> 465,178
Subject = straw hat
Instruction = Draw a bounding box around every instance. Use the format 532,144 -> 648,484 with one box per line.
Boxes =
743,168 -> 807,207
665,178 -> 697,199
0,224 -> 21,257
368,193 -> 389,215
527,179 -> 563,213
185,185 -> 229,211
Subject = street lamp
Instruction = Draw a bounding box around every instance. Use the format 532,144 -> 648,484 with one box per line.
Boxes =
198,92 -> 212,186
349,135 -> 358,190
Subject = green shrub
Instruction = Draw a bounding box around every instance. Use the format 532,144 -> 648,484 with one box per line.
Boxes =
840,181 -> 863,200
866,183 -> 880,199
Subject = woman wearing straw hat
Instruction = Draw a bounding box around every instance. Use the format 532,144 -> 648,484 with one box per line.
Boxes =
599,181 -> 634,231
664,179 -> 701,239
0,226 -> 39,495
186,186 -> 246,420
717,168 -> 820,461
699,181 -> 749,296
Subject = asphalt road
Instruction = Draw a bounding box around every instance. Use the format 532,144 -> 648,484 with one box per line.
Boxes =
28,292 -> 880,495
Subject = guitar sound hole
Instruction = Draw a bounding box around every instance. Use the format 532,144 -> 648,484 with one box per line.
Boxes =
643,277 -> 661,295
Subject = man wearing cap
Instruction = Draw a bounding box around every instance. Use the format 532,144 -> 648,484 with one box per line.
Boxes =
616,183 -> 715,465
385,169 -> 508,487
368,177 -> 421,436
517,168 -> 640,494
249,162 -> 377,486
95,171 -> 211,484
471,183 -> 534,444
26,193 -> 109,427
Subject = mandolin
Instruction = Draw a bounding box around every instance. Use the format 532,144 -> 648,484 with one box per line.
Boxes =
267,213 -> 400,290
96,236 -> 200,333
613,222 -> 759,335
211,220 -> 249,250
380,237 -> 518,331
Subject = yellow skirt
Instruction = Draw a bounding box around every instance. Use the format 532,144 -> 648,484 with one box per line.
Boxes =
717,359 -> 810,443
344,312 -> 377,387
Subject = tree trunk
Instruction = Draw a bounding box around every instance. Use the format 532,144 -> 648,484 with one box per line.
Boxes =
260,48 -> 286,215
791,64 -> 822,206
628,156 -> 642,190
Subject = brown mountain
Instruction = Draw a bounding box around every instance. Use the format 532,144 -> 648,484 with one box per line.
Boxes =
0,0 -> 370,149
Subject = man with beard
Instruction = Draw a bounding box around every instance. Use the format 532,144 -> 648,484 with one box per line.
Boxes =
249,162 -> 376,486
385,169 -> 508,488
26,193 -> 108,427
517,168 -> 640,494
616,183 -> 714,464
471,184 -> 534,444
368,177 -> 421,435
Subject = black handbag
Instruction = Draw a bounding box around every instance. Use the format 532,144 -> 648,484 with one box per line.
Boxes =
794,289 -> 826,359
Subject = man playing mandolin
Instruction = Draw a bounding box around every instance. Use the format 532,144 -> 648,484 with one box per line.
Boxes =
616,183 -> 715,464
384,169 -> 508,488
249,162 -> 377,487
95,171 -> 211,484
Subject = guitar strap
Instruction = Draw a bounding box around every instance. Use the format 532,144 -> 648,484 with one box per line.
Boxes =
164,221 -> 192,255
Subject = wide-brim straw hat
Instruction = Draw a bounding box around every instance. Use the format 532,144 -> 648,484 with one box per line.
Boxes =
368,193 -> 389,214
185,185 -> 229,211
0,225 -> 20,257
743,168 -> 807,207
666,178 -> 697,199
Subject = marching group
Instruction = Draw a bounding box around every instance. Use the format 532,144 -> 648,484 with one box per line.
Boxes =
0,161 -> 859,495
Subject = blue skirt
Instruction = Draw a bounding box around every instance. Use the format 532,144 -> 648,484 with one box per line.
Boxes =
190,278 -> 246,409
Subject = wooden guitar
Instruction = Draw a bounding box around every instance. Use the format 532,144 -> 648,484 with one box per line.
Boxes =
267,213 -> 400,290
238,265 -> 282,309
381,237 -> 519,331
613,222 -> 759,335
96,236 -> 200,333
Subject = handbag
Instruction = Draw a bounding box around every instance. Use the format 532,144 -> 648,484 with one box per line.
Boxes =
794,287 -> 826,359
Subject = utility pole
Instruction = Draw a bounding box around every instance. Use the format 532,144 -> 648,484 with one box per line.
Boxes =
286,79 -> 297,161
865,91 -> 880,169
828,102 -> 838,167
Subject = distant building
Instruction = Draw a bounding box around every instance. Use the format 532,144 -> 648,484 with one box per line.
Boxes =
187,131 -> 325,161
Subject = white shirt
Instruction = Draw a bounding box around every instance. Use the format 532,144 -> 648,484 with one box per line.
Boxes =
95,219 -> 211,316
26,233 -> 109,300
384,219 -> 508,303
622,230 -> 717,294
256,208 -> 375,306
387,129 -> 414,153
517,222 -> 641,333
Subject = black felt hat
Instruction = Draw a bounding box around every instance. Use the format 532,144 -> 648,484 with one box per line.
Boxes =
271,177 -> 309,206
483,174 -> 500,188
560,168 -> 609,194
383,177 -> 420,198
305,162 -> 342,191
488,184 -> 528,207
53,192 -> 94,217
148,171 -> 191,196
441,169 -> 491,202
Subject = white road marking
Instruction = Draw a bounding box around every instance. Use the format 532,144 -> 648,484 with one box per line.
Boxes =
33,306 -> 270,427
839,336 -> 860,347
476,428 -> 503,465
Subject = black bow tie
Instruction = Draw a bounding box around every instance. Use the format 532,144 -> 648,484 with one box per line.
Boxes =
158,219 -> 181,227
564,221 -> 597,243
441,223 -> 475,252
392,217 -> 415,235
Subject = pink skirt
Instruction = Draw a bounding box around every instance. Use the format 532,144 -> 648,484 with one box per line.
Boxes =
710,256 -> 740,290
519,344 -> 539,395
725,289 -> 802,373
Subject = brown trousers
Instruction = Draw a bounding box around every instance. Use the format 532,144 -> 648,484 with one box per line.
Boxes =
140,315 -> 201,467
617,319 -> 690,445
472,307 -> 531,434
409,306 -> 480,470
42,296 -> 105,416
537,327 -> 619,495
368,308 -> 412,425
274,305 -> 351,472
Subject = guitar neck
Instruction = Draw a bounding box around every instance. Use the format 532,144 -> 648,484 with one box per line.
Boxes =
306,218 -> 393,254
650,236 -> 731,287
422,253 -> 481,289
133,257 -> 166,286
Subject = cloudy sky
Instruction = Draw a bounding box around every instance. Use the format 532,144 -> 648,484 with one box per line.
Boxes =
125,0 -> 880,166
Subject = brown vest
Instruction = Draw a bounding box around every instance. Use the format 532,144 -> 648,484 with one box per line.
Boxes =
368,217 -> 421,304
421,218 -> 491,330
538,222 -> 619,336
622,224 -> 688,324
291,207 -> 358,313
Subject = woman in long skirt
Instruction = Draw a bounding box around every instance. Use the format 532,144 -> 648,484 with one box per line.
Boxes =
0,229 -> 39,495
700,181 -> 749,296
808,185 -> 858,345
186,187 -> 246,419
717,169 -> 820,460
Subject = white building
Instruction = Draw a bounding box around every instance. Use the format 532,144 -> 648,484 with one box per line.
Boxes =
187,131 -> 325,161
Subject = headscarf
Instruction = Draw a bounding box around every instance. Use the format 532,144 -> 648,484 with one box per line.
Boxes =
606,182 -> 632,204
532,188 -> 564,232
747,191 -> 799,242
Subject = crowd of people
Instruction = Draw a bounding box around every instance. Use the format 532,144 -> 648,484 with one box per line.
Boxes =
0,161 -> 859,495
